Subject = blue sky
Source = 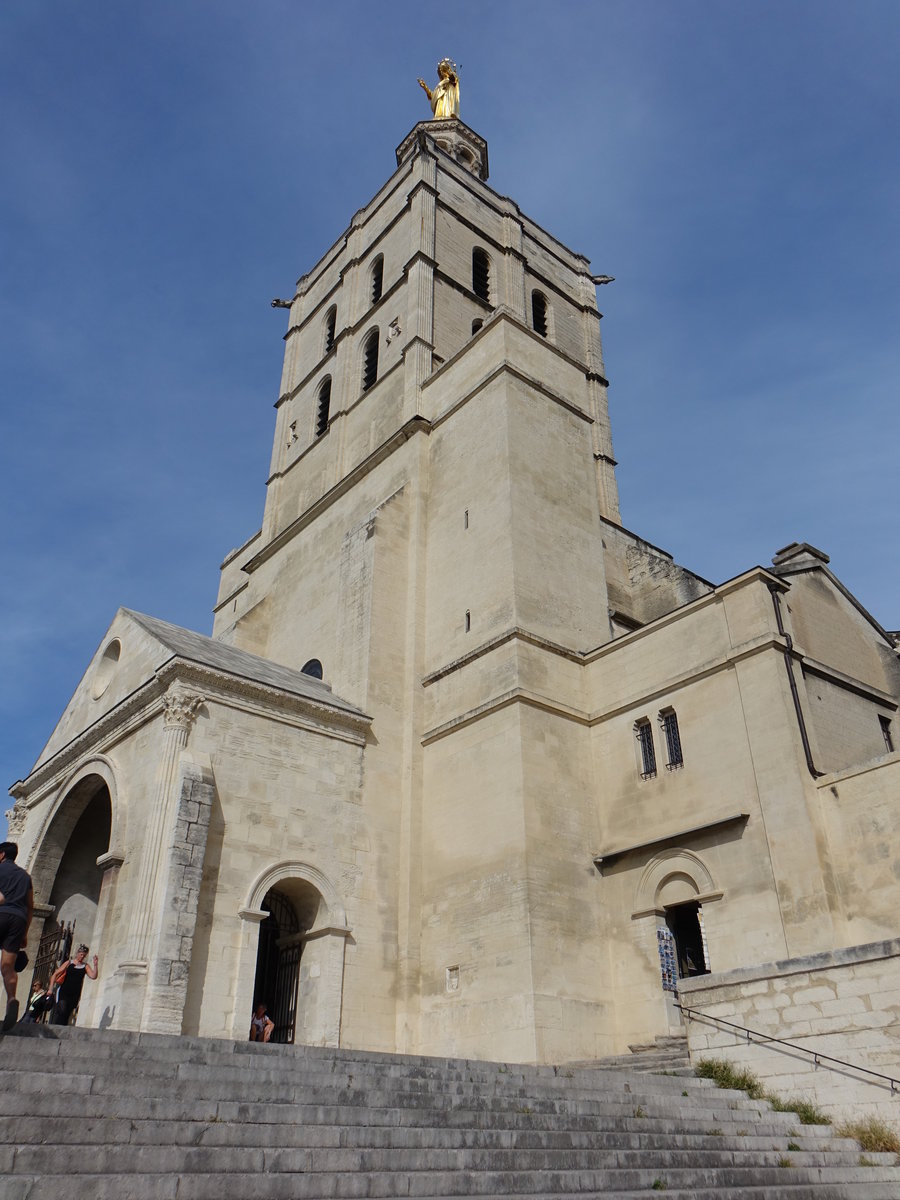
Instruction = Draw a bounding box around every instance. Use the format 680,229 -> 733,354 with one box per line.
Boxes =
3,2 -> 898,822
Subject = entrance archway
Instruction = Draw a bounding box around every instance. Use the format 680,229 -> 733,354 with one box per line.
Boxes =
29,771 -> 115,1008
665,900 -> 710,980
252,881 -> 321,1044
45,786 -> 111,946
239,861 -> 351,1046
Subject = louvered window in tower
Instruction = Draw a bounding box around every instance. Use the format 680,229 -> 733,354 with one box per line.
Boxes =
371,256 -> 384,304
315,378 -> 331,437
472,247 -> 490,302
324,307 -> 336,354
531,290 -> 548,337
362,330 -> 379,392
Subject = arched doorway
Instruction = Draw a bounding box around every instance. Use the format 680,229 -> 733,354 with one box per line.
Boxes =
239,861 -> 350,1046
46,786 -> 111,943
252,878 -> 325,1044
30,774 -> 113,1002
665,900 -> 710,980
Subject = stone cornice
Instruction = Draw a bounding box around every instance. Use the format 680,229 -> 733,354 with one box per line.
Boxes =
800,656 -> 898,708
593,812 -> 749,872
12,655 -> 371,803
423,687 -> 591,745
431,357 -> 594,431
582,567 -> 786,663
422,626 -> 584,687
250,415 -> 431,570
423,307 -> 596,407
420,631 -> 801,744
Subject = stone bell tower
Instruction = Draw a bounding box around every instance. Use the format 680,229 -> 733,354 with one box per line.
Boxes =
209,101 -> 628,1061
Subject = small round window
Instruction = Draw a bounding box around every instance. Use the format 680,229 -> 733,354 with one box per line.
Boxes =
91,639 -> 122,700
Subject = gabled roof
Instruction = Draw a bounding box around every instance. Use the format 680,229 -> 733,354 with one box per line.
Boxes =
770,543 -> 897,646
123,610 -> 366,717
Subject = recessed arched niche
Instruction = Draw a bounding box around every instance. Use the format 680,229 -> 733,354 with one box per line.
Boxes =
91,639 -> 122,700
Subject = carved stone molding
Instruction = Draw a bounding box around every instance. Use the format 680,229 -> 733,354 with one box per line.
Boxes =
162,689 -> 204,732
4,801 -> 27,839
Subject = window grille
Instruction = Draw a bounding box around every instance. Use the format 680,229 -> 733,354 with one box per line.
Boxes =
315,378 -> 331,437
472,247 -> 490,302
660,709 -> 684,769
880,715 -> 895,754
324,307 -> 336,354
635,719 -> 656,778
362,329 -> 379,392
531,290 -> 548,337
371,256 -> 384,304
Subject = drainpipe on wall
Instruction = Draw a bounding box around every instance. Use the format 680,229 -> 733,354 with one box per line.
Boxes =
768,583 -> 822,778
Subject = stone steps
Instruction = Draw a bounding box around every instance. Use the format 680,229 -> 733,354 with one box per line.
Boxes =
6,1169 -> 900,1200
1,1024 -> 897,1198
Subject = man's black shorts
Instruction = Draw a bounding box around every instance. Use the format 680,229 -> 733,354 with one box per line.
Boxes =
0,911 -> 26,954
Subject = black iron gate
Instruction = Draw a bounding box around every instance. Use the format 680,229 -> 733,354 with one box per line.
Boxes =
253,890 -> 302,1044
28,918 -> 74,1020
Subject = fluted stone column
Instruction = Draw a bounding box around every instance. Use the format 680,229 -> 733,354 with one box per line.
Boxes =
118,688 -> 204,1029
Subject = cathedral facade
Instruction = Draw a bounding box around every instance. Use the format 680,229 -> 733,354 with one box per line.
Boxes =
9,117 -> 900,1066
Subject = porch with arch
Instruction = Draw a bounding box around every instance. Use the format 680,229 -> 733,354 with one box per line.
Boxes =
234,860 -> 352,1046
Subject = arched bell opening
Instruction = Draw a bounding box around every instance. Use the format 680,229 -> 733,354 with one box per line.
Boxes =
252,879 -> 325,1044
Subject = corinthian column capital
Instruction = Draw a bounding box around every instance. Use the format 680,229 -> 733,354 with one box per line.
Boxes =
162,688 -> 204,732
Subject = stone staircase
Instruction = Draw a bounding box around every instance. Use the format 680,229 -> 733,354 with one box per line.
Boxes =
1,1024 -> 898,1198
575,1035 -> 693,1075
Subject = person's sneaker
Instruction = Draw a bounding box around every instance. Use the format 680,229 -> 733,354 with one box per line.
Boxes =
2,999 -> 19,1032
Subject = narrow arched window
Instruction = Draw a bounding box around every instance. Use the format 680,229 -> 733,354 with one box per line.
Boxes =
659,709 -> 684,769
471,318 -> 483,336
315,378 -> 331,437
362,329 -> 379,392
531,290 -> 548,337
324,306 -> 336,354
371,256 -> 384,305
472,247 -> 490,302
635,718 -> 657,779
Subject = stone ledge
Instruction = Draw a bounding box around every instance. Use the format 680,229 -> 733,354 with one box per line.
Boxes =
679,936 -> 900,997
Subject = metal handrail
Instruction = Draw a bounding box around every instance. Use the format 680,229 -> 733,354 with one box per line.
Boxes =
676,1001 -> 900,1095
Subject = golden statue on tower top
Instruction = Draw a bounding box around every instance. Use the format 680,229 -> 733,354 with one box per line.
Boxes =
417,58 -> 460,120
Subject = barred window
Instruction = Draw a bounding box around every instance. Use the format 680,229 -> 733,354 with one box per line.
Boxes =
635,719 -> 657,779
660,709 -> 684,769
324,306 -> 336,354
362,329 -> 379,392
315,378 -> 331,437
531,290 -> 548,337
371,256 -> 384,304
472,247 -> 490,302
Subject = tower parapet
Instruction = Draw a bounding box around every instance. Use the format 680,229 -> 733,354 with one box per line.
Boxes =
396,119 -> 489,181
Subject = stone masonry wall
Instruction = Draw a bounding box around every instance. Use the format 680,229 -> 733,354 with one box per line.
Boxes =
679,939 -> 900,1120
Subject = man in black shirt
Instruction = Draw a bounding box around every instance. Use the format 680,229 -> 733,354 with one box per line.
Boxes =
0,841 -> 34,1031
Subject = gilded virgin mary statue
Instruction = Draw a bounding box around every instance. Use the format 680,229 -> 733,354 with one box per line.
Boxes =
417,58 -> 460,119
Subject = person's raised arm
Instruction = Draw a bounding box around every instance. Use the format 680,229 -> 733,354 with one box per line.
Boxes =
86,954 -> 99,980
